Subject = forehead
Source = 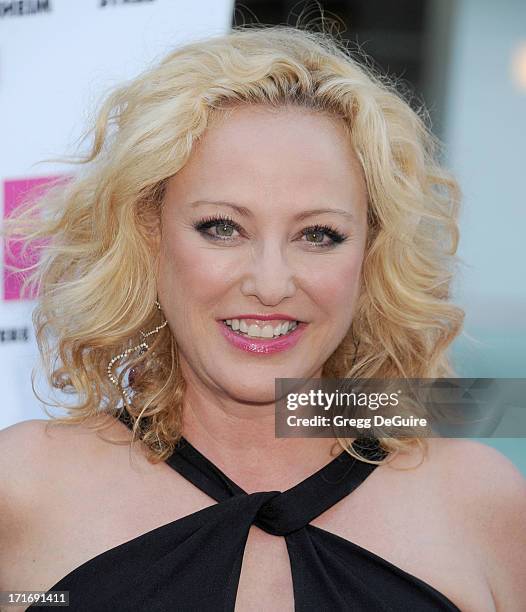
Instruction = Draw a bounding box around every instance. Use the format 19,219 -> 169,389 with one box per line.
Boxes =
165,104 -> 367,214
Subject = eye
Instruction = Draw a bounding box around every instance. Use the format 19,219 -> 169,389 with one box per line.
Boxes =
300,224 -> 348,249
193,215 -> 243,241
193,216 -> 349,249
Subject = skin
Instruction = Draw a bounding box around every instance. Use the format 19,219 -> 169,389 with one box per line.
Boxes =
1,104 -> 525,612
155,104 -> 369,488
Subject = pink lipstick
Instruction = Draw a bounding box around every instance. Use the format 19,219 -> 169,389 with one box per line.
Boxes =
217,320 -> 307,354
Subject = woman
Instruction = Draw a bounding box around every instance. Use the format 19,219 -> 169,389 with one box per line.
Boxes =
1,25 -> 524,612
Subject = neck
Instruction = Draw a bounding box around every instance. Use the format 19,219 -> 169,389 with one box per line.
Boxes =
181,381 -> 350,494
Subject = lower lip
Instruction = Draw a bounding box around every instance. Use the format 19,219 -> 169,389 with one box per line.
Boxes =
218,321 -> 307,354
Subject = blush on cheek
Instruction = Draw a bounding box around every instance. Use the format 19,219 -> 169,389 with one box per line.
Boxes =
159,239 -> 240,309
312,256 -> 363,304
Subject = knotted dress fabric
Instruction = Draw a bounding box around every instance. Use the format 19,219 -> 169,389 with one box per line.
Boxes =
29,422 -> 461,611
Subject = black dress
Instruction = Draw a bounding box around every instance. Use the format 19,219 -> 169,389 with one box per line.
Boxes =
28,413 -> 462,611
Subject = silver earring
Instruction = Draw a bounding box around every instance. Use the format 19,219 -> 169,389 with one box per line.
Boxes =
107,300 -> 167,398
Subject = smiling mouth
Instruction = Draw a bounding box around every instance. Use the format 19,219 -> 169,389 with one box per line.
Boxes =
221,319 -> 300,339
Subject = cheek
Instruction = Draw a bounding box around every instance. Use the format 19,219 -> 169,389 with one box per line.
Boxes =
157,235 -> 236,305
304,254 -> 364,314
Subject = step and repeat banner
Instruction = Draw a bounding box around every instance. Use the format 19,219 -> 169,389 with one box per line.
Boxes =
0,0 -> 233,429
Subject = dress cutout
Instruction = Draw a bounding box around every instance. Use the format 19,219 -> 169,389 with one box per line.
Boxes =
28,411 -> 461,611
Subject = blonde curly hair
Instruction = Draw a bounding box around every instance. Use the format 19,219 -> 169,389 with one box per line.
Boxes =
3,25 -> 464,466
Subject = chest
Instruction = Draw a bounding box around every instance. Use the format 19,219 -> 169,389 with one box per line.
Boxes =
232,490 -> 493,612
6,463 -> 493,612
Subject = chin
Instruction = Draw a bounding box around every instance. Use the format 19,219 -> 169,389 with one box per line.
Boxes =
224,384 -> 277,405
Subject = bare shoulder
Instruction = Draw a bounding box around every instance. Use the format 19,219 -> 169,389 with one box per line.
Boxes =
423,438 -> 526,513
0,415 -> 134,476
0,419 -> 57,506
420,438 -> 526,610
0,416 -> 168,594
387,436 -> 526,495
0,416 -> 137,535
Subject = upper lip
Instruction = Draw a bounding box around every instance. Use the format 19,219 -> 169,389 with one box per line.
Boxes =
218,314 -> 302,322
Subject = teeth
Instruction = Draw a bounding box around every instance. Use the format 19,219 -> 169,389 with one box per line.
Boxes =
223,318 -> 299,338
248,324 -> 261,338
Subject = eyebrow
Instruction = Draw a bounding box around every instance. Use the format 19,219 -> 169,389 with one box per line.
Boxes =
189,200 -> 356,222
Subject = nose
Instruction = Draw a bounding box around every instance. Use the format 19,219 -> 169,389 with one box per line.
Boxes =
240,240 -> 297,305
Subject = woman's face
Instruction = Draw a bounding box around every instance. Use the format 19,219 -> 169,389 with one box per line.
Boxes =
157,104 -> 368,404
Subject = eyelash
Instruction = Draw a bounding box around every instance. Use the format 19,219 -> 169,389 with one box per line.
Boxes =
193,214 -> 349,249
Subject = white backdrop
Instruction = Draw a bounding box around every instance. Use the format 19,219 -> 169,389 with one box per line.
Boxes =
0,0 -> 233,429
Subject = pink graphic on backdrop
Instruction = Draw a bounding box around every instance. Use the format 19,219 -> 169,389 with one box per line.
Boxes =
3,177 -> 64,301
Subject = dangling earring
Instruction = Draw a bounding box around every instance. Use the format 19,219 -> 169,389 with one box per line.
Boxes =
107,300 -> 167,400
